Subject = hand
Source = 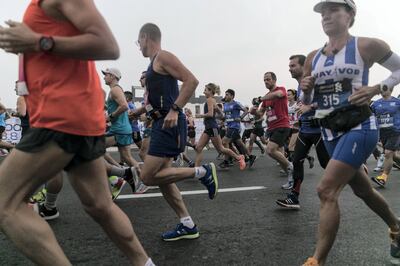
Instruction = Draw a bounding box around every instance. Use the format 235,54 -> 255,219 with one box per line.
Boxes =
195,114 -> 202,119
300,76 -> 315,94
162,110 -> 178,129
0,20 -> 40,54
348,86 -> 379,106
296,104 -> 312,115
128,110 -> 141,120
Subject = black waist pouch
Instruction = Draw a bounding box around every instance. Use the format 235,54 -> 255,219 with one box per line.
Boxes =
318,105 -> 372,132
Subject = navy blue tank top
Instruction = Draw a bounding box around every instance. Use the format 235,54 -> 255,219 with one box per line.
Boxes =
146,54 -> 179,112
204,101 -> 218,129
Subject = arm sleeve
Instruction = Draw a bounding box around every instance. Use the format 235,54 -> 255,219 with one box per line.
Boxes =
380,51 -> 400,89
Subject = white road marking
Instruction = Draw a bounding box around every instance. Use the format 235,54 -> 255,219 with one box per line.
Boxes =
117,186 -> 266,199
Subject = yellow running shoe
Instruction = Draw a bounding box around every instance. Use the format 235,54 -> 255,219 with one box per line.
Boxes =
302,257 -> 319,266
111,177 -> 126,200
29,187 -> 47,204
371,173 -> 387,188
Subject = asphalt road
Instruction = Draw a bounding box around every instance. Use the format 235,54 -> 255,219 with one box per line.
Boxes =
1,148 -> 400,266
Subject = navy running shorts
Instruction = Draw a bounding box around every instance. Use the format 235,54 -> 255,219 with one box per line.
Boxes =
148,112 -> 187,158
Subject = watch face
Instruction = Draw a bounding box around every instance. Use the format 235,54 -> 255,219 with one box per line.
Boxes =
40,37 -> 54,51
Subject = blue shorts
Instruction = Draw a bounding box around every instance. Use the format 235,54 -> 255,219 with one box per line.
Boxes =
148,113 -> 187,158
323,129 -> 378,169
106,132 -> 133,147
225,128 -> 241,141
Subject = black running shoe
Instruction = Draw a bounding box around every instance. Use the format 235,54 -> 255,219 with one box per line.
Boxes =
248,155 -> 257,168
122,167 -> 140,193
37,203 -> 59,220
276,193 -> 300,209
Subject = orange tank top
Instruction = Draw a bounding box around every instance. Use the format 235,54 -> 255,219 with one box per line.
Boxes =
22,0 -> 105,136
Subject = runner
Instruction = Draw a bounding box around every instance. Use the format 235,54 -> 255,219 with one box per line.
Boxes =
301,1 -> 400,264
185,108 -> 196,147
194,83 -> 246,169
125,91 -> 143,149
134,23 -> 218,241
220,89 -> 257,169
247,100 -> 268,155
0,0 -> 151,265
370,88 -> 400,188
252,72 -> 292,187
136,71 -> 153,161
276,54 -> 330,209
241,106 -> 254,144
287,89 -> 299,162
0,101 -> 14,151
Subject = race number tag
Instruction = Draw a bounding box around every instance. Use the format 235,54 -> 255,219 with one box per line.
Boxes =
314,79 -> 352,110
377,114 -> 394,128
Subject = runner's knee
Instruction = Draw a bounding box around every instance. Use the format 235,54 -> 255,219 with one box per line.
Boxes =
82,199 -> 112,221
317,183 -> 339,203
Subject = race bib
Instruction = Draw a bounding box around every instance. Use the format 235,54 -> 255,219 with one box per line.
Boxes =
377,113 -> 394,128
314,79 -> 352,110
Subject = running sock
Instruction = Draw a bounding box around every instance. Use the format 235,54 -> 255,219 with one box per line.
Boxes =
109,165 -> 125,177
145,258 -> 155,266
44,192 -> 58,209
180,216 -> 195,229
194,166 -> 207,178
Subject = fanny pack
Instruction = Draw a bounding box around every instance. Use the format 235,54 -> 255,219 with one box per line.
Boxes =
311,104 -> 372,132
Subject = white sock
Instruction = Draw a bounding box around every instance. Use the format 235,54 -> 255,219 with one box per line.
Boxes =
180,216 -> 195,229
145,258 -> 155,266
194,166 -> 207,179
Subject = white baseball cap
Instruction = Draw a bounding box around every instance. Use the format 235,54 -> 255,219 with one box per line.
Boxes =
102,68 -> 122,80
313,0 -> 356,14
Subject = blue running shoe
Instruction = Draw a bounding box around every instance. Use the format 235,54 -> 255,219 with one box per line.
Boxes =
199,163 -> 218,199
162,223 -> 199,241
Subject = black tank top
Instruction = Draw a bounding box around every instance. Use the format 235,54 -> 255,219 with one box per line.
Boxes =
203,101 -> 218,129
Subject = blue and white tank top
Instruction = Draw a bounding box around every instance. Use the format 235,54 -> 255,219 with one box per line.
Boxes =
311,36 -> 377,141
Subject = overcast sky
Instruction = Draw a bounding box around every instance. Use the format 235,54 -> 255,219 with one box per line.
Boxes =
1,0 -> 399,108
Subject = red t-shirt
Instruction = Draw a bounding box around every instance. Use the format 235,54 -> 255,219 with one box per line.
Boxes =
261,86 -> 290,130
23,0 -> 105,136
